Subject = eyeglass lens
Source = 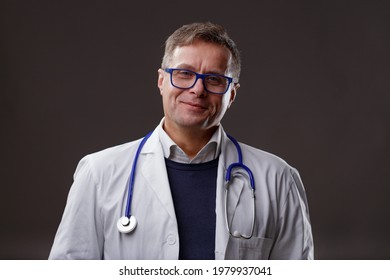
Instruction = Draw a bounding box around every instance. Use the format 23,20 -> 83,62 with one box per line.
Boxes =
170,69 -> 230,94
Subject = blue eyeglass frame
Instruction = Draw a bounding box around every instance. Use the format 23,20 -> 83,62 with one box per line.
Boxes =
164,68 -> 233,94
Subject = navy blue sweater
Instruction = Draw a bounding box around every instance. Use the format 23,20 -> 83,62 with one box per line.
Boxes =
165,157 -> 218,260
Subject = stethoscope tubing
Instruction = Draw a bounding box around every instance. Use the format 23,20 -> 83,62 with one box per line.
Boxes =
124,131 -> 153,218
120,131 -> 256,238
225,134 -> 255,190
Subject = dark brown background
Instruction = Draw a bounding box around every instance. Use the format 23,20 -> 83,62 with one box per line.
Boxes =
1,0 -> 389,259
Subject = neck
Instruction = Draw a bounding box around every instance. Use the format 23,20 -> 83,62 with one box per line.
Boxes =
163,122 -> 218,159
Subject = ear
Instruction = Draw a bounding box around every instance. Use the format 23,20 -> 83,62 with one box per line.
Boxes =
228,83 -> 240,108
157,69 -> 165,95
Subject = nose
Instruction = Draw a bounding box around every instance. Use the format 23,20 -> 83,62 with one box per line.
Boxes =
190,77 -> 207,97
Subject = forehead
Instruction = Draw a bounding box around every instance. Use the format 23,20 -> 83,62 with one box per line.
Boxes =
169,41 -> 231,72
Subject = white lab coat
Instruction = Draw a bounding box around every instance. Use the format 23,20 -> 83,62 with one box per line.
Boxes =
49,126 -> 314,259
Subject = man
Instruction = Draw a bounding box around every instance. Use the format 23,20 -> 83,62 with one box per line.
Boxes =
49,22 -> 314,260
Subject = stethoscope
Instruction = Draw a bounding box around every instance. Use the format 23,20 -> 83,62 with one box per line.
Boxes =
117,132 -> 256,239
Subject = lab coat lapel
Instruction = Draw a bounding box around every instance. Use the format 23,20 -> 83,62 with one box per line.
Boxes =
139,131 -> 177,222
134,128 -> 243,259
215,130 -> 244,259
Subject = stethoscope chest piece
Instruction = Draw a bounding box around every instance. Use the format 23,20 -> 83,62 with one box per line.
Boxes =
117,216 -> 137,233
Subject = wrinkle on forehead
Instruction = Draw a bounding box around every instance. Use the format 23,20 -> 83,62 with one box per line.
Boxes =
169,41 -> 232,76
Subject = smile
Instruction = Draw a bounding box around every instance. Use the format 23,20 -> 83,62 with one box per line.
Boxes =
181,101 -> 208,110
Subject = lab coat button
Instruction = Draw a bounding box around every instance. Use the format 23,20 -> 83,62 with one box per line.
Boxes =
167,235 -> 176,245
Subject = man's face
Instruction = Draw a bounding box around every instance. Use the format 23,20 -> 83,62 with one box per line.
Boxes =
157,40 -> 237,134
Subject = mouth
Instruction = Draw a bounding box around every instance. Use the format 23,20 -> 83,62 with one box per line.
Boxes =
181,101 -> 208,110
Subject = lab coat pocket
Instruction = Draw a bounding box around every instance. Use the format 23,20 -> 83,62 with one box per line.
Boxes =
238,237 -> 273,260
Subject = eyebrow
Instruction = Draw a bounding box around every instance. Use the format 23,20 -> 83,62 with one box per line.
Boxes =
174,64 -> 226,75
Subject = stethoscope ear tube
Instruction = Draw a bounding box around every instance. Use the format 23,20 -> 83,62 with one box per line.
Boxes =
225,134 -> 255,190
225,163 -> 255,190
224,181 -> 256,239
225,134 -> 256,239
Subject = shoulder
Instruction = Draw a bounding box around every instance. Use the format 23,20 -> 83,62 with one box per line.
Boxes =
84,139 -> 142,164
237,142 -> 307,211
237,141 -> 304,196
239,142 -> 295,173
220,129 -> 298,177
74,138 -> 143,182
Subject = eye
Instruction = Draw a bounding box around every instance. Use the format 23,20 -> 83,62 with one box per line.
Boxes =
175,70 -> 195,79
206,75 -> 226,85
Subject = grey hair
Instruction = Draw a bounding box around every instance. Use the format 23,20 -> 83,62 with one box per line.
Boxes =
161,22 -> 241,83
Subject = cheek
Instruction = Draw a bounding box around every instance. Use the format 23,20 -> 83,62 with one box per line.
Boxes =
161,87 -> 182,110
209,96 -> 226,114
220,94 -> 231,107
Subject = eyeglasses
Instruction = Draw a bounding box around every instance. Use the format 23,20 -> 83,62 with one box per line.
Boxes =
165,68 -> 233,94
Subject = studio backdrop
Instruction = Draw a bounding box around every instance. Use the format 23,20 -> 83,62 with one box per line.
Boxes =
1,0 -> 389,259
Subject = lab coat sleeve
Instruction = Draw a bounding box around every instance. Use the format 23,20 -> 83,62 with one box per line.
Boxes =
49,156 -> 104,259
269,168 -> 314,259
